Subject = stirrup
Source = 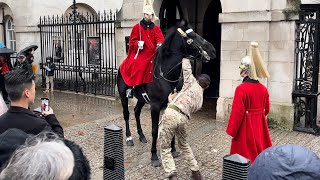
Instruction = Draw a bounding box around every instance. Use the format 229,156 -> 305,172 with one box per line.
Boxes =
126,89 -> 133,98
142,92 -> 150,104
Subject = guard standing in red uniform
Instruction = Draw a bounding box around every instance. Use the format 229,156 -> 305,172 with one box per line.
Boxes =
226,42 -> 272,164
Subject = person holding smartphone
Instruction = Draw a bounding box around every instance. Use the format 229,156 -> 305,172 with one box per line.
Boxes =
0,68 -> 64,137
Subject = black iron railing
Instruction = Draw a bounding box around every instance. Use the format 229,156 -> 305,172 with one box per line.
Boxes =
38,1 -> 117,96
293,4 -> 320,134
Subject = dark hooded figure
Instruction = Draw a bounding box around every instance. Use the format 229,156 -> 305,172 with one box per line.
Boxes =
64,139 -> 91,180
248,144 -> 320,180
0,128 -> 29,170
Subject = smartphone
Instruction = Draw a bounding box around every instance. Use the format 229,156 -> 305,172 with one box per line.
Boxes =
41,97 -> 49,112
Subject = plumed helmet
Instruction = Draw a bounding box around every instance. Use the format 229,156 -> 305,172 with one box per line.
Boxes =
143,5 -> 154,15
239,42 -> 270,80
143,0 -> 158,21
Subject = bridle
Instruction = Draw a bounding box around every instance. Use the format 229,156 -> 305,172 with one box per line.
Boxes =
154,28 -> 209,83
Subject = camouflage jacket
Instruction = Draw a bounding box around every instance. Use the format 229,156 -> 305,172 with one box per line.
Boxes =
168,58 -> 203,118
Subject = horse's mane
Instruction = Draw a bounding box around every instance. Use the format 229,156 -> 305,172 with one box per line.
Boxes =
158,26 -> 182,59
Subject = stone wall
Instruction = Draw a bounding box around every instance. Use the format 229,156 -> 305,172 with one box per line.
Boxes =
0,0 -> 123,75
217,0 -> 297,130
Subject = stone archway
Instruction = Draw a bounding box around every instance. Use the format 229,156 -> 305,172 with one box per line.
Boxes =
202,0 -> 222,98
159,0 -> 183,35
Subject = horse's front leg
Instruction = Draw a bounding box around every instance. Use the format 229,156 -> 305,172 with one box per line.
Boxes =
150,105 -> 161,167
134,100 -> 147,143
171,136 -> 180,158
120,96 -> 134,146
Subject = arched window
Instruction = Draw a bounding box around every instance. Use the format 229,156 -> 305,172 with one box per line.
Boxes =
160,0 -> 183,35
5,17 -> 16,51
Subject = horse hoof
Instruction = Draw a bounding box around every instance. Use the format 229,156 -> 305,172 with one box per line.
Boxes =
151,160 -> 161,167
139,136 -> 147,143
126,140 -> 134,146
172,151 -> 180,158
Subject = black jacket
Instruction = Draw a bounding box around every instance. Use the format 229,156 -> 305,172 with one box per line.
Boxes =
45,62 -> 56,76
0,106 -> 64,137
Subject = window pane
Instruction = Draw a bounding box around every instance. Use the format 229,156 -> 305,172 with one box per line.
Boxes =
8,20 -> 11,28
5,17 -> 16,51
176,7 -> 180,19
10,31 -> 13,40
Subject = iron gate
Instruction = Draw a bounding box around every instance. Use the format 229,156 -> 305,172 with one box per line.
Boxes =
293,4 -> 320,134
38,3 -> 117,96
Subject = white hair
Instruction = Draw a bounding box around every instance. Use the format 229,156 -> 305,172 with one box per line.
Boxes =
0,132 -> 74,180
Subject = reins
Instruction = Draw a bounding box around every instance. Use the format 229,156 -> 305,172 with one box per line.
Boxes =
153,28 -> 206,83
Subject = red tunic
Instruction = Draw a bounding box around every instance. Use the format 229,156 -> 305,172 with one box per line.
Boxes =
226,78 -> 272,164
120,22 -> 164,86
1,63 -> 9,74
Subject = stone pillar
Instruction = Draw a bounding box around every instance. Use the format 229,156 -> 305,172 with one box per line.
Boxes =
217,0 -> 296,130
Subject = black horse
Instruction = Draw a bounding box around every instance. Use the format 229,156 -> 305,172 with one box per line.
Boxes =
117,20 -> 216,166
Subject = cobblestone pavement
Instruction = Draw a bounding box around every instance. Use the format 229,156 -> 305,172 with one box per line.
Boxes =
34,91 -> 320,180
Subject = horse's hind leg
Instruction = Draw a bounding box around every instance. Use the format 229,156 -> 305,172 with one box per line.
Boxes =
134,100 -> 147,143
171,137 -> 180,158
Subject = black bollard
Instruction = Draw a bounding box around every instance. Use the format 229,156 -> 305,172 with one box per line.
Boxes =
222,154 -> 250,180
103,124 -> 124,180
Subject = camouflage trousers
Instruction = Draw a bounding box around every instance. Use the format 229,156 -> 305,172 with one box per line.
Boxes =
159,108 -> 199,177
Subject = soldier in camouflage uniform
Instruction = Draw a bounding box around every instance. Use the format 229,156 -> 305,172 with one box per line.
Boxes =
158,58 -> 211,180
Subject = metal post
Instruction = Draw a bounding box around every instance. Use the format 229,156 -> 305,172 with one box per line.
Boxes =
103,124 -> 125,180
222,154 -> 250,180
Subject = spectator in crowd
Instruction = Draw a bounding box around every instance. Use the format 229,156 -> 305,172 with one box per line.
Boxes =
43,57 -> 56,93
0,129 -> 91,179
0,94 -> 7,116
14,53 -> 32,72
0,132 -> 74,180
0,68 -> 64,137
0,55 -> 10,103
248,144 -> 320,180
0,128 -> 29,168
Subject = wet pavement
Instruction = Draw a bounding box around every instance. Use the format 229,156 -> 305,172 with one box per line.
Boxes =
31,90 -> 122,127
24,91 -> 320,179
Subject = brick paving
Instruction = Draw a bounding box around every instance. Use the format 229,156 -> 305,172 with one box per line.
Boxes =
38,91 -> 320,180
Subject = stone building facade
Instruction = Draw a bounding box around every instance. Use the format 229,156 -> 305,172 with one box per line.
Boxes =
1,0 -> 320,130
116,0 -> 320,130
0,0 -> 122,65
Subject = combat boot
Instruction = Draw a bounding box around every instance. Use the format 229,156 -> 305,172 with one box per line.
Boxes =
169,172 -> 178,180
190,170 -> 203,180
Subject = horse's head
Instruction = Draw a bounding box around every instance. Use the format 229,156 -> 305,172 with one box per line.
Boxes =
159,20 -> 216,63
175,20 -> 216,62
